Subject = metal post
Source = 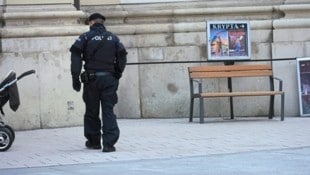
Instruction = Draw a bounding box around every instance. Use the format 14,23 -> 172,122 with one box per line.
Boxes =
228,77 -> 234,119
74,0 -> 80,10
199,82 -> 204,123
224,61 -> 234,119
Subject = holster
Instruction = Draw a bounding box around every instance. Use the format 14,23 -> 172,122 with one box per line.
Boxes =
80,71 -> 96,83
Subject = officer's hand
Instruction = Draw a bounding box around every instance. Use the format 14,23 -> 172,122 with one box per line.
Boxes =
72,77 -> 81,92
114,72 -> 122,79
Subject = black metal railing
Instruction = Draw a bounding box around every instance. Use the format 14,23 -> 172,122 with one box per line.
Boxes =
126,58 -> 296,66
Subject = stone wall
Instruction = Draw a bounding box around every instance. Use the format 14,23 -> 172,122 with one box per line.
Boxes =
81,0 -> 310,119
0,0 -> 310,130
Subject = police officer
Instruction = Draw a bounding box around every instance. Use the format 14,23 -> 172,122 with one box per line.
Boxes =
70,13 -> 127,152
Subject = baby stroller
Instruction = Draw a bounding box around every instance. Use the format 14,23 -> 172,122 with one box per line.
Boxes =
0,69 -> 35,151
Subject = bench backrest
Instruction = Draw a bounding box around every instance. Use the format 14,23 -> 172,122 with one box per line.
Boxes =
188,64 -> 273,79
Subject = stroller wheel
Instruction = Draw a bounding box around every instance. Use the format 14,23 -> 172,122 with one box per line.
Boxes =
0,127 -> 14,152
4,125 -> 15,142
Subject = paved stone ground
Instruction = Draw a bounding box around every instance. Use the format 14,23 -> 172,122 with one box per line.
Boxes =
1,117 -> 310,174
1,147 -> 310,175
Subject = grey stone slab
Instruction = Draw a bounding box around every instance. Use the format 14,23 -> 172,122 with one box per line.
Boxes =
1,147 -> 309,175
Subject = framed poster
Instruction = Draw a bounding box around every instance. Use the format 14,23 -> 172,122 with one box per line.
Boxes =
207,20 -> 251,61
297,57 -> 310,116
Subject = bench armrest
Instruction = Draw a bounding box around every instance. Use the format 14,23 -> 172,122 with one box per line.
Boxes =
194,79 -> 203,94
273,76 -> 283,91
193,79 -> 200,84
189,79 -> 203,96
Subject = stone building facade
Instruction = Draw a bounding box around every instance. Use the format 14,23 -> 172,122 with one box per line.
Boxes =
0,0 -> 309,130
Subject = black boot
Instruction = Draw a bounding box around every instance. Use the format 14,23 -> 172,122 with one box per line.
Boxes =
102,145 -> 116,152
85,140 -> 101,149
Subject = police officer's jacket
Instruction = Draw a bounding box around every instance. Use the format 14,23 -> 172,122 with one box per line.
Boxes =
70,23 -> 127,79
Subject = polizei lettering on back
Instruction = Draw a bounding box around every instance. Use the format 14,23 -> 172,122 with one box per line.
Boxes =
91,35 -> 105,41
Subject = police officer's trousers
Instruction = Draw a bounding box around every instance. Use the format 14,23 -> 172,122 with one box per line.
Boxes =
82,73 -> 120,147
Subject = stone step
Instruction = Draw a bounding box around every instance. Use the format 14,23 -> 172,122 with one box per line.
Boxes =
1,11 -> 86,27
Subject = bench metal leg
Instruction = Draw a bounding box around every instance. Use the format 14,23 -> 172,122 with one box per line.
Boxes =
268,95 -> 275,119
199,97 -> 204,123
281,93 -> 285,121
229,97 -> 234,119
189,97 -> 194,122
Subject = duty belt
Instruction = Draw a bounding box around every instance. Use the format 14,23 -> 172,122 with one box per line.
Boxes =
81,71 -> 113,83
95,72 -> 112,76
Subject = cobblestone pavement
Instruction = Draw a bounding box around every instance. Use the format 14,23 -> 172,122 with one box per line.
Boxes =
1,117 -> 310,174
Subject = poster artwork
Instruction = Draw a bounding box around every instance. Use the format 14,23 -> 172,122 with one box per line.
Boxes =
207,21 -> 251,61
297,57 -> 310,116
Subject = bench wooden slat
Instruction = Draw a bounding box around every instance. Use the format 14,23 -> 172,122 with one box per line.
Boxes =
196,91 -> 284,98
190,70 -> 272,78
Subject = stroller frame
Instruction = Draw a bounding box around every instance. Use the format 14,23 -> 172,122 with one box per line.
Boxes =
0,69 -> 35,151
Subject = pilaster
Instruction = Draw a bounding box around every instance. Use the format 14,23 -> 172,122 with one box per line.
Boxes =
0,2 -> 87,130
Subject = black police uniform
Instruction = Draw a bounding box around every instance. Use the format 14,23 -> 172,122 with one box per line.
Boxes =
70,15 -> 127,152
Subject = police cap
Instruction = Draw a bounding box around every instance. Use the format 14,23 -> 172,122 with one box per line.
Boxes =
88,13 -> 106,21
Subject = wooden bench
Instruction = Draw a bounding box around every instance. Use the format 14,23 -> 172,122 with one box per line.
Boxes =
188,64 -> 285,123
